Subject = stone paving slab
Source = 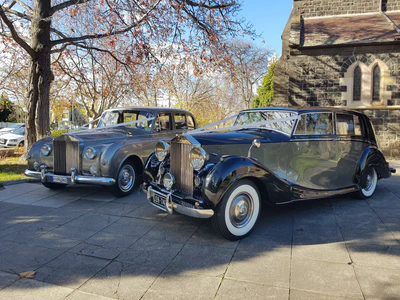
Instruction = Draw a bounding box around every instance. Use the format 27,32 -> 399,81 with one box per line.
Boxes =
0,168 -> 399,299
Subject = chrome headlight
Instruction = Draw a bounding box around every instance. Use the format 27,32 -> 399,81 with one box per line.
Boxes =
163,173 -> 175,191
189,147 -> 207,171
84,147 -> 97,160
155,141 -> 169,162
40,144 -> 52,156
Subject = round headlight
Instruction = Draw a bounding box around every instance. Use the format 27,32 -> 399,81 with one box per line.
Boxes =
155,141 -> 169,162
85,147 -> 97,160
40,144 -> 52,156
163,173 -> 175,191
189,147 -> 207,171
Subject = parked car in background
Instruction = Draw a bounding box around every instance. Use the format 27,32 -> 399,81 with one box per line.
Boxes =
25,107 -> 196,197
144,107 -> 396,241
0,127 -> 25,148
0,123 -> 25,136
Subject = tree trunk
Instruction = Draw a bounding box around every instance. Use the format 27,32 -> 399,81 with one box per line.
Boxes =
24,0 -> 53,153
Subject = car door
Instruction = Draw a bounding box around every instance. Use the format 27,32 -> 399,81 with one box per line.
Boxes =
153,112 -> 174,138
334,112 -> 367,186
287,112 -> 341,190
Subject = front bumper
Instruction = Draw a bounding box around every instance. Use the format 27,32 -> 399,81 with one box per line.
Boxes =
146,186 -> 214,219
25,169 -> 116,186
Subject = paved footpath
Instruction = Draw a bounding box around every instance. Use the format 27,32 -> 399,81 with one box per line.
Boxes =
0,162 -> 399,300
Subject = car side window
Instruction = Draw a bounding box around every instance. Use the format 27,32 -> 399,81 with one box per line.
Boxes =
155,113 -> 172,132
123,112 -> 139,127
187,115 -> 195,130
174,113 -> 187,130
336,113 -> 355,135
294,113 -> 333,135
353,115 -> 362,136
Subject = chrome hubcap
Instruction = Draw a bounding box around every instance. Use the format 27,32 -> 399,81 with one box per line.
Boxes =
364,171 -> 375,191
229,193 -> 254,228
118,165 -> 135,192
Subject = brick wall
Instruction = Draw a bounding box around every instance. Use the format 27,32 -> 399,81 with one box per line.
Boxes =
274,46 -> 400,158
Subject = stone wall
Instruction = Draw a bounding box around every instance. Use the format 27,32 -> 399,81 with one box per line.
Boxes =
292,0 -> 400,18
384,0 -> 400,11
273,46 -> 400,159
293,0 -> 380,18
360,109 -> 400,158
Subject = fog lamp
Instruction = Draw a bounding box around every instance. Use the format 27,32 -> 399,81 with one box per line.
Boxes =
194,175 -> 202,188
163,173 -> 175,191
89,165 -> 97,176
34,161 -> 41,171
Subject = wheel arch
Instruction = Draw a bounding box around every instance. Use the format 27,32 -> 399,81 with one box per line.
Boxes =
356,146 -> 391,188
204,156 -> 282,208
117,154 -> 144,183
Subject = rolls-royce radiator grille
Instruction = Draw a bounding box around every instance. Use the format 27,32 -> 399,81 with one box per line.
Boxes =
53,139 -> 79,174
170,141 -> 194,195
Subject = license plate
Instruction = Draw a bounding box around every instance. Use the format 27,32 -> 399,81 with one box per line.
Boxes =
152,194 -> 166,206
50,176 -> 68,184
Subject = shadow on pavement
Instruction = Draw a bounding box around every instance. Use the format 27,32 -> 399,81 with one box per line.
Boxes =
0,175 -> 399,299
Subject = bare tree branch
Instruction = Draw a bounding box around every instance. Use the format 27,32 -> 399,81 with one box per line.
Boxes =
14,0 -> 32,12
51,0 -> 91,15
180,0 -> 236,9
51,0 -> 162,46
0,5 -> 35,57
2,6 -> 31,20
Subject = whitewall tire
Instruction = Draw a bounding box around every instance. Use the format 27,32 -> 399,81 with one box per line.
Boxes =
358,168 -> 378,199
212,179 -> 260,241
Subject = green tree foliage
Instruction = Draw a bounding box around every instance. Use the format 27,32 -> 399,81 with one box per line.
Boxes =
252,62 -> 276,108
0,93 -> 14,122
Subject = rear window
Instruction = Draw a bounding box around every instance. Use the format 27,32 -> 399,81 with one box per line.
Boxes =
336,114 -> 362,136
294,113 -> 333,135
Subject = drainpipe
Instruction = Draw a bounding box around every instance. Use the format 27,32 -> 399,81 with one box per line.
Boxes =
380,0 -> 400,38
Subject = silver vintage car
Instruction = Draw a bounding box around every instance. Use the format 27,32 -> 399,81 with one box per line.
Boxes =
25,107 -> 196,197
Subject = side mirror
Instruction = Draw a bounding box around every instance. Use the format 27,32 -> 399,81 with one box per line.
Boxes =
247,139 -> 261,158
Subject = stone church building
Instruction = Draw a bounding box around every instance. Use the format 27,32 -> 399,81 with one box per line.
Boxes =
274,0 -> 400,158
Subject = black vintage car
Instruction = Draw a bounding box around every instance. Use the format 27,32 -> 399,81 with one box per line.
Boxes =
143,107 -> 396,240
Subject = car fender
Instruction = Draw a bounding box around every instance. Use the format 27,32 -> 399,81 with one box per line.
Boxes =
356,146 -> 391,188
100,141 -> 148,178
203,156 -> 291,207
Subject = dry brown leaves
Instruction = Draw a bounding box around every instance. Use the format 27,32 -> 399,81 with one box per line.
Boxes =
19,271 -> 36,279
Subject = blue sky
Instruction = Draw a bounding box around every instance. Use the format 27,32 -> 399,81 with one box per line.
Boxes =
239,0 -> 293,55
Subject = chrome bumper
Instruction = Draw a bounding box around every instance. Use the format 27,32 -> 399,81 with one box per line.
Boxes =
146,186 -> 214,219
25,169 -> 116,186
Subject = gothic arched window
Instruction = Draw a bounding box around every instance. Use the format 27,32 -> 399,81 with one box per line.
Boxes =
372,65 -> 381,102
353,66 -> 362,101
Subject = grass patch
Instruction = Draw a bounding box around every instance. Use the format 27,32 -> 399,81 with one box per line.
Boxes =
0,156 -> 28,182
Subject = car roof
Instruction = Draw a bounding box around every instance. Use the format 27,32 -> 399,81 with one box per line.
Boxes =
105,106 -> 192,114
240,107 -> 362,115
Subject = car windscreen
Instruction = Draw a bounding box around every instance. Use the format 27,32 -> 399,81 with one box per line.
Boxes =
8,123 -> 22,128
234,111 -> 297,135
97,111 -> 120,127
11,128 -> 25,136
